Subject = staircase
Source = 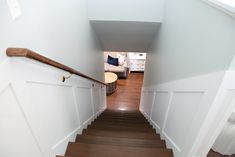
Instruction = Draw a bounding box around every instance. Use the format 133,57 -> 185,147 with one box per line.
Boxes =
57,110 -> 173,157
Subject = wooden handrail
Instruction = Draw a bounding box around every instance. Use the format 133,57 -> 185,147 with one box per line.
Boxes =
6,48 -> 106,85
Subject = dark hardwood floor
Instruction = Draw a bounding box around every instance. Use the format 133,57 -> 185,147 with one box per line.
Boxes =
107,72 -> 144,111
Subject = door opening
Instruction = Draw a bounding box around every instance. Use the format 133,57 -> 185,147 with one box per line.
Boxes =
103,51 -> 147,111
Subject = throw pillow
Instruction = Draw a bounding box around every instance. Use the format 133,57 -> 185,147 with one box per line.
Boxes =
108,55 -> 119,66
117,53 -> 126,66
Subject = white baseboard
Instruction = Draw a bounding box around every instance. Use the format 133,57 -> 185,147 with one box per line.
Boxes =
51,126 -> 81,156
149,118 -> 161,133
53,107 -> 106,156
82,107 -> 106,130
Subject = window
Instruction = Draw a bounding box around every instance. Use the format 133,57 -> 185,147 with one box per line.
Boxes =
204,0 -> 235,18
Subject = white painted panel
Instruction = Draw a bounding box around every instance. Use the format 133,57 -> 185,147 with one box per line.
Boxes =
100,88 -> 106,109
0,85 -> 42,157
139,91 -> 147,112
92,87 -> 100,114
151,92 -> 169,129
212,122 -> 235,154
141,93 -> 148,116
98,88 -> 105,112
228,138 -> 235,155
101,88 -> 107,110
164,92 -> 204,149
140,91 -> 155,117
228,141 -> 235,154
75,87 -> 93,125
146,92 -> 155,117
26,82 -> 79,156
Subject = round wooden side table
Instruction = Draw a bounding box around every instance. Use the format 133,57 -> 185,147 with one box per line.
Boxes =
105,72 -> 118,95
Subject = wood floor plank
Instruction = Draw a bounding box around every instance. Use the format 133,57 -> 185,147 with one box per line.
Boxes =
83,129 -> 161,139
75,135 -> 166,148
107,73 -> 144,111
87,125 -> 155,132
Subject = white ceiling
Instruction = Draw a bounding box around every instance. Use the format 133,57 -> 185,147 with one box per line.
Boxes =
90,21 -> 161,52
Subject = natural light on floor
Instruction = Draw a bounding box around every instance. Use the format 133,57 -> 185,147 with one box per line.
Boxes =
118,107 -> 128,111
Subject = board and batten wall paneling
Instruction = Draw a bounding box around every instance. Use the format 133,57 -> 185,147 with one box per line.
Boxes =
0,58 -> 106,157
92,87 -> 101,115
163,91 -> 204,151
140,71 -> 230,157
140,91 -> 155,119
0,83 -> 43,157
75,87 -> 94,126
101,87 -> 107,112
97,87 -> 106,116
25,82 -> 80,156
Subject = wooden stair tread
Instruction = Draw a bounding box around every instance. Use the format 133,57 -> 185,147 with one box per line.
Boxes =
83,129 -> 160,139
65,142 -> 173,157
97,116 -> 147,120
57,110 -> 173,157
90,123 -> 153,129
97,117 -> 147,121
95,119 -> 149,124
76,135 -> 166,148
98,114 -> 147,117
87,125 -> 155,132
100,114 -> 145,118
99,114 -> 145,119
92,121 -> 152,126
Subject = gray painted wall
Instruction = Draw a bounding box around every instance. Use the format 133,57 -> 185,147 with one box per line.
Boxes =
144,0 -> 235,86
0,0 -> 104,81
88,0 -> 165,22
91,21 -> 160,52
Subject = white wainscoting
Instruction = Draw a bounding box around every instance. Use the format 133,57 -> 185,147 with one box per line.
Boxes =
140,71 -> 235,157
0,58 -> 106,157
150,91 -> 169,132
0,83 -> 43,157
